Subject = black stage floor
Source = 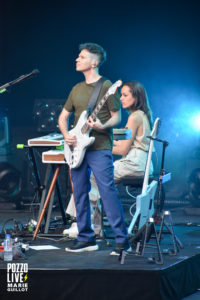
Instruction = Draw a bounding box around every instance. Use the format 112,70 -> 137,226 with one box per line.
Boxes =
0,209 -> 200,300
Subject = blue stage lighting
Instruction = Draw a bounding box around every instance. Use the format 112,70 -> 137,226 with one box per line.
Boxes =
172,98 -> 200,136
191,114 -> 200,131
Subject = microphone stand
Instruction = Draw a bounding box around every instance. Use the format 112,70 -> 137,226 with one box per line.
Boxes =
147,137 -> 183,252
0,69 -> 39,94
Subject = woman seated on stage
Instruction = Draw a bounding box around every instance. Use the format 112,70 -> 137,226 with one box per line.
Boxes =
64,81 -> 154,237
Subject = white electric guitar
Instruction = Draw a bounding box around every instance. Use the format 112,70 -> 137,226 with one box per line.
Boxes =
64,80 -> 122,168
128,117 -> 161,234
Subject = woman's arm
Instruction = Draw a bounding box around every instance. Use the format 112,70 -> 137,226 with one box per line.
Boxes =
112,113 -> 142,156
87,110 -> 121,131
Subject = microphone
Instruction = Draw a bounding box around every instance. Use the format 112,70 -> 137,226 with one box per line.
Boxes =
17,69 -> 40,81
0,69 -> 40,93
28,69 -> 40,76
32,69 -> 40,75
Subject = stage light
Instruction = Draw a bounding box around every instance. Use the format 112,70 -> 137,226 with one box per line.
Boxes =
189,114 -> 200,132
172,100 -> 200,136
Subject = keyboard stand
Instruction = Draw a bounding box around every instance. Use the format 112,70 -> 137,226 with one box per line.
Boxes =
33,165 -> 62,239
19,135 -> 68,238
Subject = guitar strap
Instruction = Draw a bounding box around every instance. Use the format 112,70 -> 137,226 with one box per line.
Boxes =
87,77 -> 106,116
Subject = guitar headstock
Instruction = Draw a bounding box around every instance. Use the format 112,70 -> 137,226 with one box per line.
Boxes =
107,80 -> 122,96
151,117 -> 161,138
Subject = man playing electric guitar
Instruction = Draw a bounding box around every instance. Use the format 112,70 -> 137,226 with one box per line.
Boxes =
58,43 -> 129,254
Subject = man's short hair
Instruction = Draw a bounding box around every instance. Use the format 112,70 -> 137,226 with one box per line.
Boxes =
79,42 -> 107,67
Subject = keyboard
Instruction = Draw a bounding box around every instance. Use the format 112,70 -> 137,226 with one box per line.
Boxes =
42,149 -> 65,164
28,133 -> 64,146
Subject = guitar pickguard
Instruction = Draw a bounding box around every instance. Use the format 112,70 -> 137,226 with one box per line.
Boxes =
64,111 -> 95,168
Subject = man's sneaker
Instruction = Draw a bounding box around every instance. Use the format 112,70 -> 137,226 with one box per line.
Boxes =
65,240 -> 99,253
110,243 -> 132,256
63,222 -> 78,238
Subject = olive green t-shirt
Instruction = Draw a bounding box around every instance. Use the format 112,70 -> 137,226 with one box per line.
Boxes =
64,79 -> 120,151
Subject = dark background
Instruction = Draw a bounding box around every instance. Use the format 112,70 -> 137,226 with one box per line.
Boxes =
0,0 -> 200,200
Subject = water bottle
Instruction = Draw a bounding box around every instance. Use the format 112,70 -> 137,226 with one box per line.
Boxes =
4,234 -> 13,261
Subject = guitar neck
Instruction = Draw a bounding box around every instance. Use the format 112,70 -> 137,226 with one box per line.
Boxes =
91,91 -> 109,118
142,140 -> 154,194
81,80 -> 122,134
141,117 -> 160,194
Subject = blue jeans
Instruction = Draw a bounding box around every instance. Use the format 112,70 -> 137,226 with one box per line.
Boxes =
71,150 -> 128,244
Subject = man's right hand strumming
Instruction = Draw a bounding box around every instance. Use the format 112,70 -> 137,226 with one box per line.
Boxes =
64,134 -> 77,146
